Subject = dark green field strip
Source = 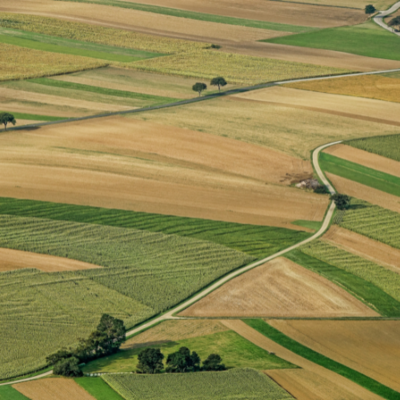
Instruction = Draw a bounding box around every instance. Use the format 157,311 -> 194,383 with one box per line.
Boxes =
285,250 -> 400,317
0,197 -> 310,259
29,78 -> 179,104
244,319 -> 400,400
0,386 -> 30,400
320,152 -> 400,197
55,0 -> 314,33
10,112 -> 66,122
347,134 -> 400,162
76,377 -> 125,400
265,22 -> 400,61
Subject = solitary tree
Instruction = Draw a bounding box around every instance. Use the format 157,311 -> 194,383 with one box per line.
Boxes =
202,354 -> 226,371
388,16 -> 400,30
365,4 -> 376,14
331,193 -> 351,210
210,77 -> 227,92
53,357 -> 83,377
192,82 -> 207,97
0,112 -> 16,131
137,348 -> 164,374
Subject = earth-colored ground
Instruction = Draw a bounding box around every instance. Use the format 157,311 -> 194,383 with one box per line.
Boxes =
286,74 -> 400,105
323,225 -> 400,274
323,144 -> 400,178
179,257 -> 377,318
0,117 -> 327,228
277,0 -> 393,9
122,320 -> 229,350
122,0 -> 366,28
222,320 -> 383,400
13,378 -> 96,400
268,320 -> 400,392
0,248 -> 101,272
326,173 -> 400,213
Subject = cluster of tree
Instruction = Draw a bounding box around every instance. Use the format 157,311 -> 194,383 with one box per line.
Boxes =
47,314 -> 125,377
0,112 -> 16,130
365,4 -> 376,14
331,193 -> 351,210
192,77 -> 228,96
388,16 -> 400,31
136,347 -> 226,374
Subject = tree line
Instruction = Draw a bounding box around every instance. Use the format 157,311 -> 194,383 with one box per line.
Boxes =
192,77 -> 227,96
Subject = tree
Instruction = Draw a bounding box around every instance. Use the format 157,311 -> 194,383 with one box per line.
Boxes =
95,314 -> 125,355
46,348 -> 73,366
53,357 -> 82,377
0,113 -> 16,131
202,354 -> 226,371
137,348 -> 164,374
388,16 -> 400,30
365,4 -> 376,14
331,193 -> 351,210
210,77 -> 227,92
192,82 -> 207,97
166,347 -> 201,373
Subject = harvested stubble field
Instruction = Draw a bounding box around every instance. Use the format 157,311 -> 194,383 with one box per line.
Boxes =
348,134 -> 400,162
268,320 -> 400,392
102,368 -> 294,400
277,0 -> 394,8
179,257 -> 377,318
13,378 -> 96,400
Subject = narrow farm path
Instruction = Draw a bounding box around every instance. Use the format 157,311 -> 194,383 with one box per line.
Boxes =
373,1 -> 400,36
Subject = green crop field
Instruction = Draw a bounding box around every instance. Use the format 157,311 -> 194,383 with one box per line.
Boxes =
1,112 -> 65,122
76,377 -> 125,400
82,330 -> 294,373
265,22 -> 400,61
347,134 -> 400,162
0,386 -> 30,400
102,368 -> 294,400
319,152 -> 400,197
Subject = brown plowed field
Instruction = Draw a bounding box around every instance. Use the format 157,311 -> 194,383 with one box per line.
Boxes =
14,378 -> 96,400
0,248 -> 101,272
0,117 -> 328,229
323,226 -> 400,274
323,144 -> 400,178
179,257 -> 377,318
268,320 -> 400,392
326,173 -> 400,213
121,0 -> 365,28
122,320 -> 228,349
221,320 -> 383,400
277,0 -> 393,9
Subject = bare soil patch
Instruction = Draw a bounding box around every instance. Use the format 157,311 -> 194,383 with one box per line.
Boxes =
324,144 -> 400,178
0,248 -> 100,272
13,378 -> 96,400
326,173 -> 400,213
268,319 -> 400,392
179,257 -> 377,318
122,320 -> 228,350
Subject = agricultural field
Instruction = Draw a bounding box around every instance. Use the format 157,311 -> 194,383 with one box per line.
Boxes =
102,368 -> 294,400
76,377 -> 125,400
277,0 -> 394,9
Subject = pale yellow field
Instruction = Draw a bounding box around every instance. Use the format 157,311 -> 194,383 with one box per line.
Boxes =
278,0 -> 394,10
268,320 -> 400,392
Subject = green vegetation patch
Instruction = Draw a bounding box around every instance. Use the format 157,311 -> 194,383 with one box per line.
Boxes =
291,220 -> 322,232
1,111 -> 65,122
0,386 -> 30,400
55,0 -> 313,33
286,250 -> 400,316
102,368 -> 294,400
83,330 -> 294,373
319,152 -> 400,197
76,377 -> 125,400
347,134 -> 400,162
0,198 -> 311,259
265,22 -> 400,61
244,319 -> 400,400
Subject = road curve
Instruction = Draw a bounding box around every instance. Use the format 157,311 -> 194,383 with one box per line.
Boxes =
373,1 -> 400,36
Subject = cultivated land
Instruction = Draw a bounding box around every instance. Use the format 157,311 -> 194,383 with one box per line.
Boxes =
13,378 -> 96,400
268,320 -> 400,392
348,134 -> 400,162
277,0 -> 394,8
179,257 -> 377,318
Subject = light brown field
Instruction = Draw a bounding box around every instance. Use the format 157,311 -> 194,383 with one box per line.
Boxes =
122,0 -> 366,28
13,378 -> 96,400
179,257 -> 377,318
268,319 -> 400,392
129,96 -> 400,159
323,225 -> 400,274
122,320 -> 229,350
0,247 -> 101,272
277,0 -> 393,9
286,74 -> 400,105
323,144 -> 400,178
0,117 -> 328,229
326,173 -> 400,213
222,320 -> 383,400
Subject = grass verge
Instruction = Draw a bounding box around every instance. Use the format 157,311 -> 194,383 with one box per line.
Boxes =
8,112 -> 65,122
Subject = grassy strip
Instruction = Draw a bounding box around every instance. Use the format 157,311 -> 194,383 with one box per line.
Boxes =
55,0 -> 314,33
265,22 -> 400,61
9,112 -> 65,122
0,386 -> 30,400
347,134 -> 400,162
75,377 -> 125,400
319,152 -> 400,197
0,197 -> 310,259
30,78 -> 179,103
285,250 -> 400,317
291,220 -> 322,231
244,319 -> 400,400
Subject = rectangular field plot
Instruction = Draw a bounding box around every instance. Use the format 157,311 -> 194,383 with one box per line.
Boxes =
75,377 -> 125,400
276,0 -> 394,9
102,368 -> 294,400
348,134 -> 400,162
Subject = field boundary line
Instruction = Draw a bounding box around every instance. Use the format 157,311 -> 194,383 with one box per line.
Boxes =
373,1 -> 400,36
